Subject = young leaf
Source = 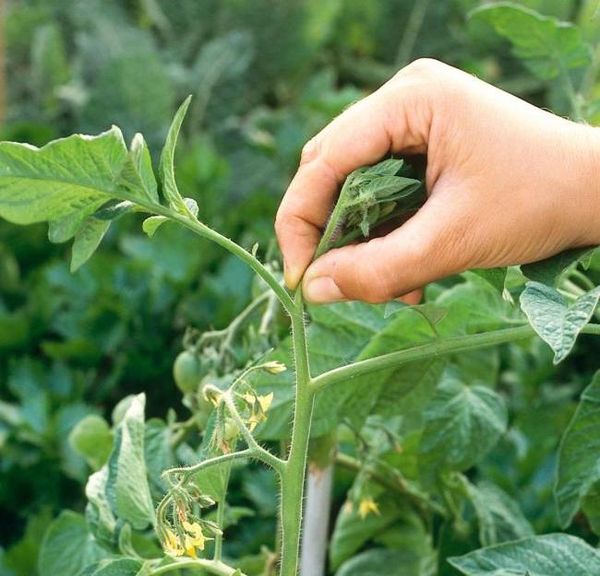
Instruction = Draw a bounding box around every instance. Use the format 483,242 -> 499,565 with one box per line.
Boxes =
555,370 -> 600,531
448,533 -> 600,575
519,281 -> 600,364
142,215 -> 168,238
106,393 -> 155,530
129,132 -> 158,202
38,511 -> 109,576
469,3 -> 591,80
315,158 -> 425,257
159,96 -> 192,213
419,373 -> 507,480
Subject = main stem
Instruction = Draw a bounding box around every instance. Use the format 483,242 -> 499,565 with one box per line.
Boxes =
279,291 -> 314,576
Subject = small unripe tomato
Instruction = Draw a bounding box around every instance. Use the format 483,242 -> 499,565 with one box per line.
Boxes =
223,418 -> 240,442
173,350 -> 201,394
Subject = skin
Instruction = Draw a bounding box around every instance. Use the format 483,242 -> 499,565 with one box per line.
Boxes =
275,59 -> 600,304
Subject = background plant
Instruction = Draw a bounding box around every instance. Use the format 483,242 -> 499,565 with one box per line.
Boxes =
0,1 -> 599,575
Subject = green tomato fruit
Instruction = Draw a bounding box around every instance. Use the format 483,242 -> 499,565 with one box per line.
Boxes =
223,418 -> 240,442
173,350 -> 201,394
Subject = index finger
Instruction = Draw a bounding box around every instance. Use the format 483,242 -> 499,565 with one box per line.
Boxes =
275,79 -> 430,289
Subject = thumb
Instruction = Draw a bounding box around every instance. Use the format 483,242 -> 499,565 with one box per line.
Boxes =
302,196 -> 469,304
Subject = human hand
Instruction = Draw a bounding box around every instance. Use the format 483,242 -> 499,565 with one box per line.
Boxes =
275,59 -> 600,304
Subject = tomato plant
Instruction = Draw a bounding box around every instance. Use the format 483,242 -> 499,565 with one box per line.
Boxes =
0,2 -> 599,576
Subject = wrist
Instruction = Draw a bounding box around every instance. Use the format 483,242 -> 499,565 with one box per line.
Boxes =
571,125 -> 600,247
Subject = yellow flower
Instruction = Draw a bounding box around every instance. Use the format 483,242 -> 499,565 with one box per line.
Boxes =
358,497 -> 380,519
162,528 -> 184,557
257,392 -> 274,413
182,520 -> 211,555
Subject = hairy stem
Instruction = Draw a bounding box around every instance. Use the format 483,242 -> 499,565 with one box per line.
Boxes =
222,392 -> 286,473
311,324 -> 600,392
279,291 -> 315,576
165,449 -> 253,484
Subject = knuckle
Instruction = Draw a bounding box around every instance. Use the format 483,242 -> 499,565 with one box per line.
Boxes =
398,58 -> 443,80
299,136 -> 321,166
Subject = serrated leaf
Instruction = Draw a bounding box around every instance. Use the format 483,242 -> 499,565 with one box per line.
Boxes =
38,511 -> 109,576
519,281 -> 600,364
448,533 -> 600,575
159,96 -> 192,212
555,370 -> 600,531
69,414 -> 113,470
419,373 -> 507,480
470,2 -> 591,80
71,217 -> 111,272
106,393 -> 155,529
142,215 -> 168,238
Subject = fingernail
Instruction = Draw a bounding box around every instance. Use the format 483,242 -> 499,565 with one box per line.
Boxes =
284,262 -> 301,290
304,276 -> 344,303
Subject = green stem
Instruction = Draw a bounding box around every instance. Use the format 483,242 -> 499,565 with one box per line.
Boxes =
311,324 -> 600,392
155,207 -> 295,315
222,393 -> 286,474
279,291 -> 315,576
149,558 -> 245,576
314,179 -> 353,259
165,449 -> 253,484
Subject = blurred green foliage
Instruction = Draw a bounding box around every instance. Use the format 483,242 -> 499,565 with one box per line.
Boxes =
0,0 -> 598,575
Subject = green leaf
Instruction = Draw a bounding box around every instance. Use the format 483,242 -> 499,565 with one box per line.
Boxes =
38,511 -> 109,576
448,533 -> 600,575
85,467 -> 117,549
519,281 -> 600,364
142,215 -> 168,238
521,247 -> 597,286
330,495 -> 405,570
419,373 -> 507,479
555,370 -> 600,531
71,217 -> 111,272
462,478 -> 534,546
469,2 -> 591,80
336,548 -> 430,576
80,558 -> 143,576
106,393 -> 155,529
69,414 -> 113,470
0,128 -> 154,228
159,96 -> 192,212
129,133 -> 158,202
330,490 -> 430,571
470,268 -> 508,294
